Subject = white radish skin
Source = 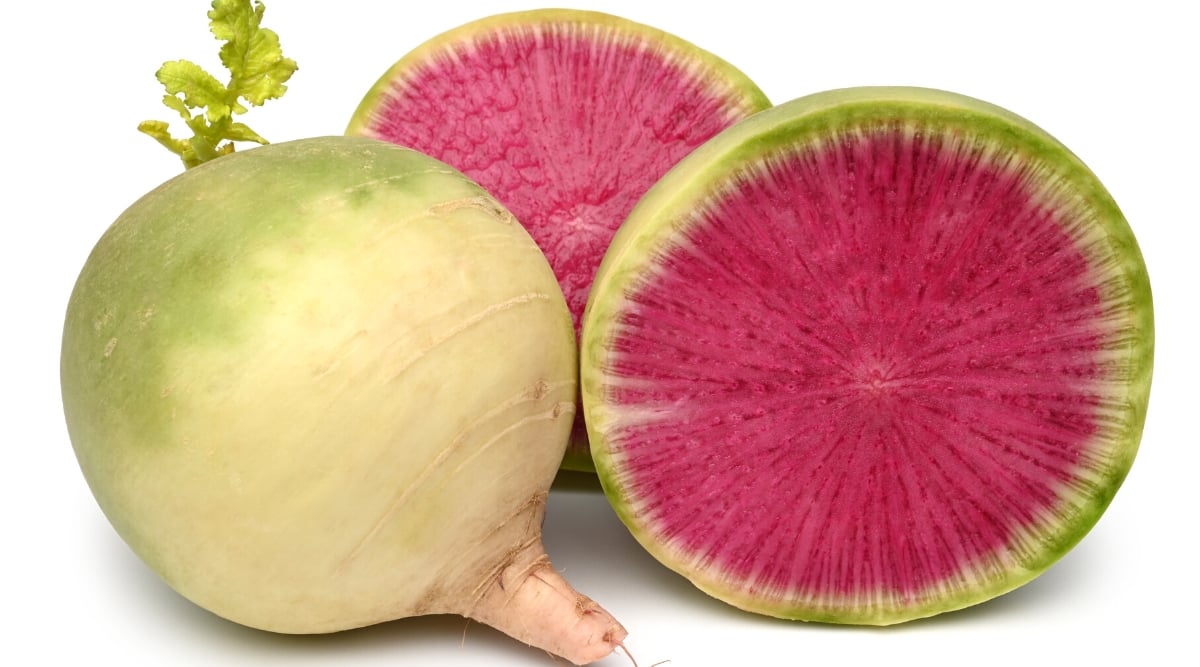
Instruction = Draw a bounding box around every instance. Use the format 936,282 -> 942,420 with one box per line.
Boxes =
60,137 -> 623,663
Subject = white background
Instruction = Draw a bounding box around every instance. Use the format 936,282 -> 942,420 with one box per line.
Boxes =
3,1 -> 1196,665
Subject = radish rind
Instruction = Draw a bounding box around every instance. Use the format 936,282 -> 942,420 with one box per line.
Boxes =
347,9 -> 769,140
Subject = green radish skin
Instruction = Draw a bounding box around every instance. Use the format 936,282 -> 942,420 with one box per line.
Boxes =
62,136 -> 624,663
581,87 -> 1152,624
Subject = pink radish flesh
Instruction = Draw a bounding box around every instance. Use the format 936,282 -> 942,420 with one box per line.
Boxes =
364,23 -> 763,330
608,127 -> 1115,600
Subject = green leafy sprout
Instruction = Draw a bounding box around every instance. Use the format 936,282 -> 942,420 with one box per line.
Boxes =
138,0 -> 297,169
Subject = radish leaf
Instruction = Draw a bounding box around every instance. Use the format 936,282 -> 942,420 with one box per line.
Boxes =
139,0 -> 296,169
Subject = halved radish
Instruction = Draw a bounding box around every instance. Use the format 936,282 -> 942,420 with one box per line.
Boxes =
581,87 -> 1153,623
347,9 -> 771,469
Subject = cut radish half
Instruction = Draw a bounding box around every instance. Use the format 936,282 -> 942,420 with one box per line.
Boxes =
581,87 -> 1154,623
347,9 -> 770,470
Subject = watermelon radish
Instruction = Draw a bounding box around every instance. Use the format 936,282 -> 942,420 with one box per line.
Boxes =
65,2 -> 630,659
62,136 -> 627,664
346,8 -> 771,470
580,87 -> 1154,623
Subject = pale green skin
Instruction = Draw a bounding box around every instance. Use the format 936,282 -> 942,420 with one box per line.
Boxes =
345,8 -> 773,473
61,136 -> 578,633
581,87 -> 1154,624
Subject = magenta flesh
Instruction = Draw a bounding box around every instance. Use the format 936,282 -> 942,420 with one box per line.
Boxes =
366,28 -> 755,330
607,128 -> 1111,601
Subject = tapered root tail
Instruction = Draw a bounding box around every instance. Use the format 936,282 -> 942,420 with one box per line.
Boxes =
466,541 -> 627,665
